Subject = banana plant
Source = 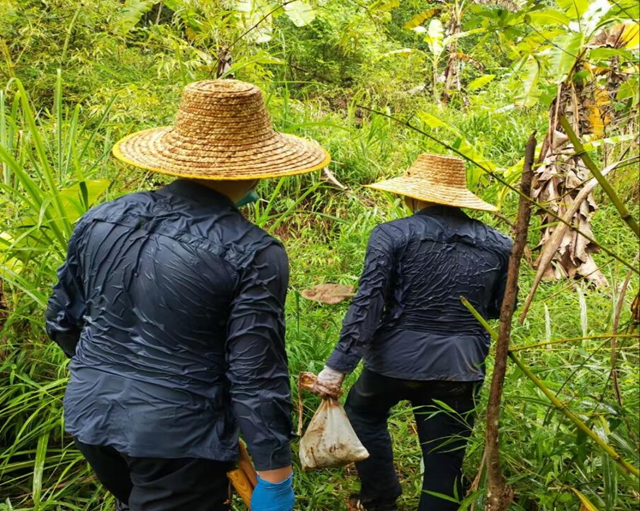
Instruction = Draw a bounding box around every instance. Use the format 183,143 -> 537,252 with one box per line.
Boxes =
401,0 -> 521,103
474,0 -> 639,285
414,18 -> 484,102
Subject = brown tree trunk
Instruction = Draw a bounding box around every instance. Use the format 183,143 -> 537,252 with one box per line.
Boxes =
485,132 -> 537,511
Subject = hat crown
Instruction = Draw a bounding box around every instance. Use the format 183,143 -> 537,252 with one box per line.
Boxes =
174,79 -> 274,142
113,78 -> 330,180
405,154 -> 467,187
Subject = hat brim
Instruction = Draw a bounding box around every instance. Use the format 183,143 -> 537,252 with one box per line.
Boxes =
112,127 -> 331,180
366,177 -> 498,212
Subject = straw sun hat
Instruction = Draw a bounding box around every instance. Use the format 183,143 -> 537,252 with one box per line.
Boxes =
113,79 -> 330,180
366,153 -> 497,212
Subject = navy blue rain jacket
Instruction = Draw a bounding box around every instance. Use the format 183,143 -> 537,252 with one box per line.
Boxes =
45,180 -> 293,470
327,205 -> 512,381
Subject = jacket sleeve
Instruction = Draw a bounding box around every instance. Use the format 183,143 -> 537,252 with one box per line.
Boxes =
326,226 -> 395,374
226,243 -> 293,471
487,242 -> 514,320
45,221 -> 88,358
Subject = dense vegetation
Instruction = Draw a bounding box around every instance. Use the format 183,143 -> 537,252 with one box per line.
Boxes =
1,1 -> 638,509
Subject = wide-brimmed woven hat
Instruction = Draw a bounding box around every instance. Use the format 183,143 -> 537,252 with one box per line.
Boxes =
366,153 -> 497,212
113,80 -> 330,180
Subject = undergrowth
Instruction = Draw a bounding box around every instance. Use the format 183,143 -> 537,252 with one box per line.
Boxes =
1,1 -> 639,509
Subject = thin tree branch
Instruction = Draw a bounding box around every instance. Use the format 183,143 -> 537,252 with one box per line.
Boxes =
509,333 -> 639,352
485,132 -> 536,511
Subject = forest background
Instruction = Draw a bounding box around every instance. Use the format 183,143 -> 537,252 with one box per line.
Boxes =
0,0 -> 638,510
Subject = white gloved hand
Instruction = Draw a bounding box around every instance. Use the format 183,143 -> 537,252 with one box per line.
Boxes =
312,366 -> 346,400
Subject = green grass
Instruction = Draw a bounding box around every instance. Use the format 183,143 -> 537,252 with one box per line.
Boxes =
1,2 -> 639,509
1,78 -> 638,510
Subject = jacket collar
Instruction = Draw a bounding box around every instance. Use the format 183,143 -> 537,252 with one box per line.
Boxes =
415,204 -> 468,219
162,179 -> 239,210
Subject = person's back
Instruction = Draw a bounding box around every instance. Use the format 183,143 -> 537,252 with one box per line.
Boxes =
52,180 -> 290,461
358,205 -> 512,381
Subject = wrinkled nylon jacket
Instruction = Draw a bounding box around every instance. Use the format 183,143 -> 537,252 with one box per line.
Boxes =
327,205 -> 512,381
45,180 -> 293,470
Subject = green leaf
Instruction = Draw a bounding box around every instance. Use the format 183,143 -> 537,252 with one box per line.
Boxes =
0,264 -> 47,306
557,0 -> 590,20
425,19 -> 444,57
432,399 -> 457,414
422,491 -> 460,504
403,8 -> 441,29
451,136 -> 496,187
588,47 -> 635,62
59,179 -> 110,222
114,0 -> 158,35
467,74 -> 495,91
603,0 -> 639,21
527,9 -> 571,26
443,28 -> 484,47
616,77 -> 639,106
284,1 -> 316,27
582,133 -> 635,150
602,448 -> 618,511
417,112 -> 455,132
549,31 -> 584,83
368,0 -> 400,13
515,56 -> 541,108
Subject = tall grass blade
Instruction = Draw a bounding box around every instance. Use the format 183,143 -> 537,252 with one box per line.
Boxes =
578,285 -> 588,339
76,95 -> 117,167
32,432 -> 49,510
1,89 -> 7,184
544,304 -> 551,348
0,265 -> 48,307
571,488 -> 600,510
14,79 -> 71,240
55,69 -> 63,184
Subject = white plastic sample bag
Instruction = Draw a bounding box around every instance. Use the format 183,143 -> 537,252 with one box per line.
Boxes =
299,398 -> 370,470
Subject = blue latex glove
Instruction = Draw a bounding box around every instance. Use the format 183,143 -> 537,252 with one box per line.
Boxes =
250,475 -> 294,511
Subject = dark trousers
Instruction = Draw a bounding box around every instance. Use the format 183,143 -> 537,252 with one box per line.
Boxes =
75,440 -> 232,511
345,369 -> 480,511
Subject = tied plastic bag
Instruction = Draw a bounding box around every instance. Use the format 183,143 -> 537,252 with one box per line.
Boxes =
298,372 -> 369,470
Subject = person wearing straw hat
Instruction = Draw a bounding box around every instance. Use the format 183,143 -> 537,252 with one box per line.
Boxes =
45,79 -> 329,511
311,154 -> 512,511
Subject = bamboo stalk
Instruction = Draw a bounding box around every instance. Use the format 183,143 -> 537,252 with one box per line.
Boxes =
509,333 -> 639,352
460,299 -> 640,478
559,115 -> 639,238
